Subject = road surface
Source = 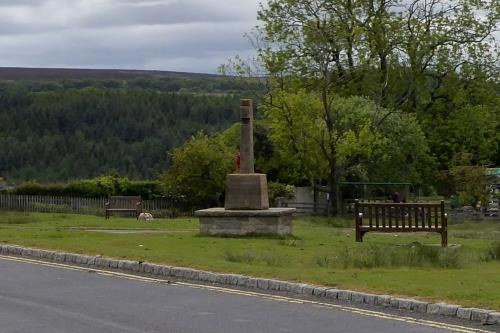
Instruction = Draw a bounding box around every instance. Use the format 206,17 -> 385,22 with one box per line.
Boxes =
0,256 -> 496,333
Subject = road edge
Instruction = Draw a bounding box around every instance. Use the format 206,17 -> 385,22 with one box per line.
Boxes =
1,243 -> 498,326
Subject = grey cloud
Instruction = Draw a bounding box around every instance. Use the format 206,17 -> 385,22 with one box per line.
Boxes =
78,1 -> 236,28
0,22 -> 255,72
0,0 -> 260,73
0,0 -> 42,5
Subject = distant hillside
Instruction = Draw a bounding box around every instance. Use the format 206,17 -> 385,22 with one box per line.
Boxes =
0,88 -> 242,182
0,67 -> 219,82
0,68 -> 263,183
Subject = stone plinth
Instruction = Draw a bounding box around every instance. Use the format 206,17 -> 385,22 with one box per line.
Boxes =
196,207 -> 296,236
224,174 -> 269,210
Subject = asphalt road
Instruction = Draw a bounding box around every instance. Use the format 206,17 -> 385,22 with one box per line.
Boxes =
0,256 -> 495,333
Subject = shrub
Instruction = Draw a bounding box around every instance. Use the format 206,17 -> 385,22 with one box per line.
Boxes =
160,132 -> 233,209
7,176 -> 163,199
268,182 -> 295,203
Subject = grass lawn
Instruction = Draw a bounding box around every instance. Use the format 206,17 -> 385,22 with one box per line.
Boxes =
0,211 -> 499,310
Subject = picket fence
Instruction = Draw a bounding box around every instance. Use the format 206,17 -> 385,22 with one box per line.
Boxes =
0,195 -> 189,218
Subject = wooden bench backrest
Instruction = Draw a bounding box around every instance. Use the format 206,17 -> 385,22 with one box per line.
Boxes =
108,196 -> 141,209
355,201 -> 446,229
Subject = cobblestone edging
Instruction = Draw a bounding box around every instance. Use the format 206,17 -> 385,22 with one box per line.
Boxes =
1,244 -> 499,326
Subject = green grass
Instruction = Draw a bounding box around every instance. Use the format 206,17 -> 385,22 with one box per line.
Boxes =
0,211 -> 499,310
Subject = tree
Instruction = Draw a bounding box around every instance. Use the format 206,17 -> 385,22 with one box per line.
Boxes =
225,0 -> 498,213
160,132 -> 233,208
447,153 -> 490,208
263,92 -> 431,212
256,0 -> 498,109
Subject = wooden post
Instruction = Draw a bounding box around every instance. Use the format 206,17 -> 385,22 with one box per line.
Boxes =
441,200 -> 448,247
355,200 -> 363,242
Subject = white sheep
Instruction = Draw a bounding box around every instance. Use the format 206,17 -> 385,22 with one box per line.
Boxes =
138,212 -> 154,221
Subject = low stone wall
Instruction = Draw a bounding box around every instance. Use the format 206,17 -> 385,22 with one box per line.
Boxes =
1,244 -> 498,326
196,207 -> 295,235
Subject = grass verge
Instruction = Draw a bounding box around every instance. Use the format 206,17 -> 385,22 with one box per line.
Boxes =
0,211 -> 499,310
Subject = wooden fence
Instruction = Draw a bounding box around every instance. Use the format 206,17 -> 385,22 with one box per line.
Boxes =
0,195 -> 190,218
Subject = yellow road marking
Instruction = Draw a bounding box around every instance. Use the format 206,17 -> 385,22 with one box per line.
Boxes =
0,255 -> 495,333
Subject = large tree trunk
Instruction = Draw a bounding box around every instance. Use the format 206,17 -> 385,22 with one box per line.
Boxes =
328,160 -> 342,216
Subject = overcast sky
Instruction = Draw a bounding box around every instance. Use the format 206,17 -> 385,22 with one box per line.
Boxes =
0,0 -> 261,73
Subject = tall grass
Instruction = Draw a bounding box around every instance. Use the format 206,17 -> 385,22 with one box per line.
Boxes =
0,212 -> 37,224
317,242 -> 468,269
485,242 -> 500,261
224,250 -> 289,267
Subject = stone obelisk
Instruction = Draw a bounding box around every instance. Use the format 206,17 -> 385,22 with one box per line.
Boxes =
240,99 -> 254,173
195,99 -> 294,236
225,99 -> 269,210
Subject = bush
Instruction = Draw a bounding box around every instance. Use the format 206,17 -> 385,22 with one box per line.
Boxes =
160,132 -> 233,209
6,176 -> 163,199
268,182 -> 295,203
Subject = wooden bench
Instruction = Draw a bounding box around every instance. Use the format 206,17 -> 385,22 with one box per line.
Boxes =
354,200 -> 448,247
105,196 -> 142,219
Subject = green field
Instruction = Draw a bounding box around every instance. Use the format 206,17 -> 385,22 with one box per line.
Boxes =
0,211 -> 499,310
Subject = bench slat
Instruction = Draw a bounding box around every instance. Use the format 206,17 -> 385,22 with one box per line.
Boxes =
434,206 -> 438,229
408,206 -> 412,229
382,206 -> 386,228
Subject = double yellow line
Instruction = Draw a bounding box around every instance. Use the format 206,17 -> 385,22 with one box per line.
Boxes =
0,255 -> 495,333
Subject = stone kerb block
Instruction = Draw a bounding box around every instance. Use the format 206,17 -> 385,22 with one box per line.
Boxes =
325,289 -> 339,300
426,303 -> 440,314
390,298 -> 401,308
267,279 -> 281,291
363,294 -> 376,305
142,263 -> 154,274
456,308 -> 473,320
257,279 -> 270,290
337,290 -> 352,301
312,287 -> 328,297
236,276 -> 249,287
409,300 -> 428,313
214,273 -> 227,285
427,303 -> 460,317
301,285 -> 315,296
108,259 -> 119,269
375,295 -> 392,307
470,308 -> 495,322
87,256 -> 97,266
246,278 -> 258,288
486,312 -> 500,325
351,292 -> 367,303
288,283 -> 306,294
439,304 -> 460,317
54,252 -> 66,262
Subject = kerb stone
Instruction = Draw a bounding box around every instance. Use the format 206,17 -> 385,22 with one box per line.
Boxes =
486,312 -> 500,325
457,308 -> 472,320
337,290 -> 352,301
470,308 -> 494,322
325,289 -> 339,300
376,295 -> 392,307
